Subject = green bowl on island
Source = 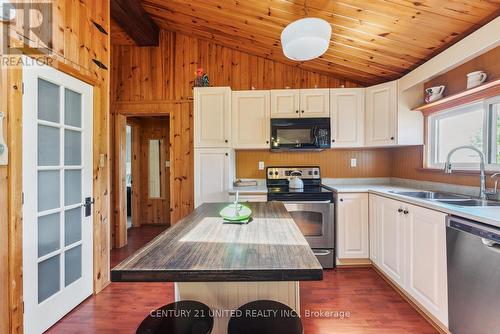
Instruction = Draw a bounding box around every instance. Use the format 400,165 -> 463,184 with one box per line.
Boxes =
219,204 -> 252,222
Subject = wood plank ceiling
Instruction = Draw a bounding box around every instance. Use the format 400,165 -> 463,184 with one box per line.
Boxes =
113,0 -> 500,86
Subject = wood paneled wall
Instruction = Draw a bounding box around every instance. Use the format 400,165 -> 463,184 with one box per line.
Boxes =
236,149 -> 393,179
424,46 -> 500,97
112,30 -> 361,102
392,145 -> 497,188
111,29 -> 361,226
1,1 -> 111,332
0,41 -> 9,334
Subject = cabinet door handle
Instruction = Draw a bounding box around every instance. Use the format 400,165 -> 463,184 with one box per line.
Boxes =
301,110 -> 305,113
225,153 -> 228,156
398,208 -> 403,213
390,136 -> 395,140
332,139 -> 335,143
403,210 -> 409,215
295,110 -> 299,114
339,198 -> 343,202
266,140 -> 269,144
225,139 -> 228,143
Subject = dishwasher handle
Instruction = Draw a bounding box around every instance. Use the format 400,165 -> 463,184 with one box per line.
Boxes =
481,238 -> 500,254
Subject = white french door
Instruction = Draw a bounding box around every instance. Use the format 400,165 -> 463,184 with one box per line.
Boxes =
22,59 -> 93,334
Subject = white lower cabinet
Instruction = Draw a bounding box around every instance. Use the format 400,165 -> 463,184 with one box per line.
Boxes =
379,196 -> 406,286
194,148 -> 234,208
336,193 -> 369,259
369,194 -> 448,326
404,203 -> 448,326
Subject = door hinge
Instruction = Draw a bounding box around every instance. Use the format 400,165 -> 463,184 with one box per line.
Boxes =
22,301 -> 24,313
22,82 -> 24,95
22,192 -> 24,204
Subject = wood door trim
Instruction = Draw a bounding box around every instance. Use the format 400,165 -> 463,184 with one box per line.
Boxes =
114,114 -> 128,248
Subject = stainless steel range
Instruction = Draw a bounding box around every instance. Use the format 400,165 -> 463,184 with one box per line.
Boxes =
266,166 -> 335,268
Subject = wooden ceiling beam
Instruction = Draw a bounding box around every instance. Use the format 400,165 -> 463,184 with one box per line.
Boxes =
111,0 -> 159,46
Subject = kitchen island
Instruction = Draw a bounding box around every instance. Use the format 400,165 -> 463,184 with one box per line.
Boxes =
112,202 -> 323,333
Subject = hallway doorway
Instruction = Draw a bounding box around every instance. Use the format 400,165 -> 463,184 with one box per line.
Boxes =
127,116 -> 171,228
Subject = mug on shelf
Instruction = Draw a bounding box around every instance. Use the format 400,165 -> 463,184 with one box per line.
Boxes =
466,71 -> 487,89
425,85 -> 445,103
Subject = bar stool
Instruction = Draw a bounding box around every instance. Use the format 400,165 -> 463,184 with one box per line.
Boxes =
137,300 -> 213,334
228,300 -> 303,334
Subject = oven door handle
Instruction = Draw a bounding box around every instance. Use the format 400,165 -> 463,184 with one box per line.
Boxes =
313,250 -> 332,256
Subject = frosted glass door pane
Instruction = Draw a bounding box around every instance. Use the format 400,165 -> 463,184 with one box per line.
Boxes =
65,208 -> 81,246
64,130 -> 81,165
38,213 -> 60,257
64,170 -> 81,205
64,89 -> 82,127
38,125 -> 60,166
38,255 -> 60,303
65,245 -> 82,286
38,171 -> 60,212
38,79 -> 60,123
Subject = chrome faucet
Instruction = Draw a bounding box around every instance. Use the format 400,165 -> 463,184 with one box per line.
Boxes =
444,146 -> 487,200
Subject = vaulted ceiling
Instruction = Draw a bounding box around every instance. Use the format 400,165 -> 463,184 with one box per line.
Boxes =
111,0 -> 500,86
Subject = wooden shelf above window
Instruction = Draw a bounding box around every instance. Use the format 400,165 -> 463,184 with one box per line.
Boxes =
413,79 -> 500,116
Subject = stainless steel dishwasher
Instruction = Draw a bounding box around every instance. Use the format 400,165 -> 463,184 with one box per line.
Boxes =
447,216 -> 500,334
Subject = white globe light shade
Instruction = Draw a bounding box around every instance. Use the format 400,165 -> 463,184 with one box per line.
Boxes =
281,18 -> 332,61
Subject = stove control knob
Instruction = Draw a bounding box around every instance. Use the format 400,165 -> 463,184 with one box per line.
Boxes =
308,171 -> 312,175
314,170 -> 319,175
274,171 -> 279,176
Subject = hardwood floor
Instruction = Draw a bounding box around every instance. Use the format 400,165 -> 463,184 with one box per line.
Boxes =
47,226 -> 437,334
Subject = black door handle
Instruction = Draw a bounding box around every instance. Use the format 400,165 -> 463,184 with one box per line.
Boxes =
84,197 -> 94,217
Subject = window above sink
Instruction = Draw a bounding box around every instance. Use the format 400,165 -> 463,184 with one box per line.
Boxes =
427,96 -> 500,171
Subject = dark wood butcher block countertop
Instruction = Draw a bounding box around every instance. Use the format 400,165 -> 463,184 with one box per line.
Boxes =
111,202 -> 323,282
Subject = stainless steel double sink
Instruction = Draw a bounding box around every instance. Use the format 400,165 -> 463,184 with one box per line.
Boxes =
389,191 -> 500,207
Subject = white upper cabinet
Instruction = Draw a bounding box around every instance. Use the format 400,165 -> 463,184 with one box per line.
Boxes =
232,90 -> 270,149
194,87 -> 232,148
365,80 -> 397,147
299,89 -> 330,117
330,88 -> 365,147
270,89 -> 300,118
336,193 -> 369,259
271,89 -> 329,118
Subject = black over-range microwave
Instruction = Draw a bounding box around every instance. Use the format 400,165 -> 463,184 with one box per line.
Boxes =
270,118 -> 331,151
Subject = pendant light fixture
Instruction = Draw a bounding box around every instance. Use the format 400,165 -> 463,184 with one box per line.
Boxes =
281,1 -> 332,61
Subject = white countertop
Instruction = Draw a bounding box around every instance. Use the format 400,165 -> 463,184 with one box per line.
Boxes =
228,185 -> 268,195
324,182 -> 500,229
